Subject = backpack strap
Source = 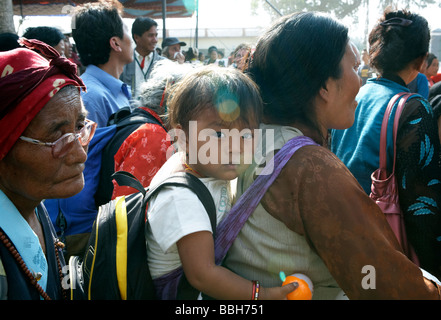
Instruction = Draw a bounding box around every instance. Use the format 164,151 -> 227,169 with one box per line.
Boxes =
94,107 -> 166,207
113,171 -> 217,300
112,171 -> 217,237
108,107 -> 165,131
145,172 -> 217,237
214,135 -> 319,265
107,106 -> 132,126
112,171 -> 146,197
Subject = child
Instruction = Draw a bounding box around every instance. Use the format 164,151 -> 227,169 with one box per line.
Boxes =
145,66 -> 297,299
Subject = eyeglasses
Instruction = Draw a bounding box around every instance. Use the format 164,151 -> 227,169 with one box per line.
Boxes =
380,17 -> 413,27
20,119 -> 97,158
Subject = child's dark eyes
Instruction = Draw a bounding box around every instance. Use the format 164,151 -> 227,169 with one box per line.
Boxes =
214,131 -> 253,140
215,131 -> 226,138
242,132 -> 253,140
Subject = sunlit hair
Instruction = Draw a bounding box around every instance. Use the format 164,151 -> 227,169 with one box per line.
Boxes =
167,65 -> 262,132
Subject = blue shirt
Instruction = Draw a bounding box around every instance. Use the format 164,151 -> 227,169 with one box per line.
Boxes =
331,77 -> 410,193
81,65 -> 132,127
408,72 -> 429,99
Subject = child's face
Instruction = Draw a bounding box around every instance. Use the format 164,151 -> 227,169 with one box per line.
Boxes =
184,106 -> 258,181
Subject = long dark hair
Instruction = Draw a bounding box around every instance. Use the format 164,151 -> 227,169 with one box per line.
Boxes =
23,26 -> 65,48
246,12 -> 348,143
368,8 -> 429,76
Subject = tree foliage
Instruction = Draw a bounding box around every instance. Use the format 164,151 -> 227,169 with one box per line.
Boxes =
253,0 -> 437,20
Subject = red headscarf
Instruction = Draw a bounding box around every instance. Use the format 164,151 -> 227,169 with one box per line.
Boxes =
0,38 -> 86,160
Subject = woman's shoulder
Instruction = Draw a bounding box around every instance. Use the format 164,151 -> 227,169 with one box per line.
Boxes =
276,144 -> 365,206
403,94 -> 432,115
399,94 -> 437,132
287,144 -> 349,175
261,143 -> 371,234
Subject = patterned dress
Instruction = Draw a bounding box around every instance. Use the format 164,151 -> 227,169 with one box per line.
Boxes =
331,75 -> 441,278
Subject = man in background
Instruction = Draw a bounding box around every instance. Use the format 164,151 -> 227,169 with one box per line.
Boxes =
120,17 -> 164,98
161,37 -> 186,64
72,0 -> 133,127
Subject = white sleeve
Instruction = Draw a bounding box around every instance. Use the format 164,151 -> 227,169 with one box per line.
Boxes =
147,186 -> 213,253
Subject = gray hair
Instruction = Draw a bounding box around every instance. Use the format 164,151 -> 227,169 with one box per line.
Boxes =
136,59 -> 194,115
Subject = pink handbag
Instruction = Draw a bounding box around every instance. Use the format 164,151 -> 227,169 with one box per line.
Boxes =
370,92 -> 419,264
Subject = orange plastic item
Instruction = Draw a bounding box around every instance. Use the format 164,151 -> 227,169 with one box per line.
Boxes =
282,275 -> 313,300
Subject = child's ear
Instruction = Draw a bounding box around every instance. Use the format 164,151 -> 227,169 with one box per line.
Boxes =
174,124 -> 188,151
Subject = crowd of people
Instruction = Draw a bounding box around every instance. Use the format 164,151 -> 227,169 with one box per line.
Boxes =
0,0 -> 441,301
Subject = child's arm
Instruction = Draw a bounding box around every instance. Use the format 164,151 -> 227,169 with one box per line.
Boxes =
177,230 -> 298,300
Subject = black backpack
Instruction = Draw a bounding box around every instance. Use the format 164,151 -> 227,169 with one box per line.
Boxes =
94,106 -> 166,208
76,171 -> 216,300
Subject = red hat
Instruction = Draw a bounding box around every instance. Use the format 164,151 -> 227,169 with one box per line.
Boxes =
0,38 -> 85,160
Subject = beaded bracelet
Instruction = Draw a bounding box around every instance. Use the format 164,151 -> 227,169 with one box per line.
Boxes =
251,280 -> 260,300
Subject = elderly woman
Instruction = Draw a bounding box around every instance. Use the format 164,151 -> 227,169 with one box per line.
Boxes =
0,39 -> 95,300
221,12 -> 441,299
331,9 -> 441,280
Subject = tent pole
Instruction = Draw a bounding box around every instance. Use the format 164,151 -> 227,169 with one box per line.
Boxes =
162,0 -> 166,40
195,0 -> 198,48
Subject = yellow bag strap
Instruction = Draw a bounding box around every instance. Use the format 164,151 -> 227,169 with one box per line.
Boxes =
115,196 -> 128,300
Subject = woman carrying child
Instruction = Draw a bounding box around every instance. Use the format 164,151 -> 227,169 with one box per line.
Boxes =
145,65 -> 297,299
221,11 -> 440,299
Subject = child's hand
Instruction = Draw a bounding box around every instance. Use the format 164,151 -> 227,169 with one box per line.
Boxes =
260,282 -> 299,300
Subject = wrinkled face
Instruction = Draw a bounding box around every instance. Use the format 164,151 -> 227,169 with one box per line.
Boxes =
0,86 -> 88,205
135,25 -> 158,55
320,42 -> 361,131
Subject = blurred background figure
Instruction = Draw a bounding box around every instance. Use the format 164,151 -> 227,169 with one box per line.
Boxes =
358,49 -> 374,85
230,43 -> 251,71
120,17 -> 164,98
0,33 -> 20,51
161,37 -> 186,64
185,47 -> 201,65
423,53 -> 439,87
22,26 -> 66,57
